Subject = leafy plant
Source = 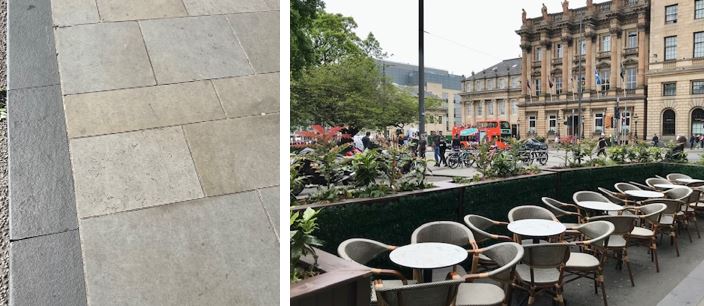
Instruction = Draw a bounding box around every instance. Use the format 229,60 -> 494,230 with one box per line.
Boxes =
290,208 -> 324,283
290,161 -> 307,204
351,149 -> 381,187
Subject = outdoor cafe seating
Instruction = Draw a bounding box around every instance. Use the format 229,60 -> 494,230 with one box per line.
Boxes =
336,172 -> 704,306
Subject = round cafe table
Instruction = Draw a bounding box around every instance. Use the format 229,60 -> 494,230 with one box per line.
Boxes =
676,178 -> 704,185
508,219 -> 566,244
624,190 -> 664,199
390,242 -> 468,283
654,183 -> 680,190
577,201 -> 625,212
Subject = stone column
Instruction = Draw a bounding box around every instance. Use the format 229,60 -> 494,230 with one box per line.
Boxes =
637,19 -> 647,89
521,48 -> 529,96
541,46 -> 548,101
562,37 -> 570,99
609,32 -> 619,92
585,36 -> 594,95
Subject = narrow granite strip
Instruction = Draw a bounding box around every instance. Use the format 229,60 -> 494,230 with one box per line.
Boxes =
658,258 -> 704,306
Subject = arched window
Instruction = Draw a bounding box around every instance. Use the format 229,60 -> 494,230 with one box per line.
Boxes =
662,109 -> 676,135
692,108 -> 704,135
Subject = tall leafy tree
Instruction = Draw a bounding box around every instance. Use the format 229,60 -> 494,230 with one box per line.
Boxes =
290,0 -> 324,77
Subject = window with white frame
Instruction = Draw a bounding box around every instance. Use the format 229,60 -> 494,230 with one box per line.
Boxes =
621,110 -> 631,131
511,99 -> 518,114
511,76 -> 520,89
626,67 -> 637,89
476,80 -> 484,91
599,69 -> 610,94
486,100 -> 494,115
601,35 -> 611,52
528,115 -> 537,132
486,78 -> 495,90
535,79 -> 542,96
548,115 -> 557,132
535,47 -> 542,61
466,102 -> 473,116
665,4 -> 678,24
663,82 -> 677,96
476,101 -> 483,115
465,81 -> 473,92
697,0 -> 704,19
693,80 -> 704,95
556,43 -> 563,58
695,32 -> 704,58
498,77 -> 507,89
498,99 -> 506,115
555,76 -> 563,95
594,113 -> 604,133
579,39 -> 586,55
665,36 -> 677,61
627,31 -> 638,48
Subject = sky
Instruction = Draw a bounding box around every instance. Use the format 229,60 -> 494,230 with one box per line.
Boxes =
323,0 -> 604,77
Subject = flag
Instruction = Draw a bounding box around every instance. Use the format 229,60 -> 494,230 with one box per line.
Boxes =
595,68 -> 601,85
549,78 -> 554,88
620,63 -> 625,80
526,79 -> 531,89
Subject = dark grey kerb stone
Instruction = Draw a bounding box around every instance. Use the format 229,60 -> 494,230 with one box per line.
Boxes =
7,0 -> 60,90
8,85 -> 78,240
9,230 -> 87,306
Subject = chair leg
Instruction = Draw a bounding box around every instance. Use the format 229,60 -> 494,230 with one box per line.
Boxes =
685,221 -> 693,243
673,231 -> 680,257
599,272 -> 608,306
653,239 -> 660,273
693,215 -> 701,239
555,285 -> 566,306
503,282 -> 513,306
528,291 -> 536,306
594,271 -> 598,294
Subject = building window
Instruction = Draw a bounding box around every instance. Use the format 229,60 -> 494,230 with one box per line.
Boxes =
535,79 -> 541,96
548,115 -> 557,132
594,113 -> 604,133
486,79 -> 495,90
579,39 -> 586,55
598,69 -> 610,95
662,109 -> 676,135
665,4 -> 678,24
601,35 -> 611,52
663,82 -> 677,96
697,0 -> 704,19
486,101 -> 494,115
498,99 -> 506,115
664,36 -> 677,61
555,76 -> 563,95
498,77 -> 507,89
626,67 -> 637,89
695,32 -> 704,58
528,115 -> 537,132
627,31 -> 638,48
511,99 -> 518,114
475,80 -> 484,91
466,81 -> 473,92
476,101 -> 482,115
535,47 -> 542,61
511,76 -> 520,89
574,72 -> 585,92
556,43 -> 563,58
693,80 -> 704,94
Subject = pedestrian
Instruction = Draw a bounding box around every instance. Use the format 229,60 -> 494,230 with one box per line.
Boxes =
438,137 -> 448,166
652,133 -> 659,147
690,135 -> 696,149
451,134 -> 461,150
597,135 -> 607,157
410,133 -> 419,157
362,132 -> 372,150
397,133 -> 404,146
431,131 -> 441,166
418,134 -> 427,158
699,135 -> 704,149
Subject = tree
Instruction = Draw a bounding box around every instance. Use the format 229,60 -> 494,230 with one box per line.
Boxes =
310,12 -> 364,65
290,0 -> 324,77
292,56 -> 417,135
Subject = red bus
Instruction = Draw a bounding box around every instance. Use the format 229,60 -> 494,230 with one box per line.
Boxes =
477,120 -> 512,149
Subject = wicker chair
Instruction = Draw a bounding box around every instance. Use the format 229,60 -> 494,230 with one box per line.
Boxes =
596,187 -> 637,211
374,279 -> 463,306
642,198 -> 685,257
683,183 -> 703,239
564,221 -> 615,306
541,197 -> 583,228
338,238 -> 415,305
507,206 -> 560,244
646,177 -> 671,190
627,203 -> 667,272
512,243 -> 571,306
629,181 -> 654,191
589,215 -> 638,286
463,215 -> 511,268
453,242 -> 524,306
574,191 -> 612,204
664,187 -> 694,242
667,173 -> 691,182
411,221 -> 476,281
689,185 -> 704,238
614,182 -> 641,193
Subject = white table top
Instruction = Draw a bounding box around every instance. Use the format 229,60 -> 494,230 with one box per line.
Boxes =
654,183 -> 680,190
676,178 -> 704,184
624,190 -> 664,198
577,201 -> 625,211
389,243 -> 468,270
507,219 -> 566,237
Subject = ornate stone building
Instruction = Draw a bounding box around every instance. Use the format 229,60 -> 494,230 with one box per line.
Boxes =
646,0 -> 704,140
516,0 -> 650,140
460,58 -> 523,135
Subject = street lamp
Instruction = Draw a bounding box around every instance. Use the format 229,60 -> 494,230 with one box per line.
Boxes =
634,113 -> 639,140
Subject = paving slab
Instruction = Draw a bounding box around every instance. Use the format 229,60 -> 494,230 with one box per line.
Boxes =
80,192 -> 278,305
70,126 -> 204,218
54,22 -> 155,95
227,11 -> 279,74
49,0 -> 99,27
8,86 -> 77,240
183,114 -> 279,196
96,0 -> 187,22
7,0 -> 60,90
212,73 -> 279,118
258,186 -> 280,238
64,81 -> 225,138
264,0 -> 279,10
182,0 -> 269,15
9,230 -> 86,306
140,15 -> 253,84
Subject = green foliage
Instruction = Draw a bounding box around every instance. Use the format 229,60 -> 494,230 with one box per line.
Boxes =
310,12 -> 365,65
534,136 -> 546,143
351,149 -> 381,187
290,161 -> 306,204
451,176 -> 472,184
290,208 -> 324,283
473,139 -> 537,179
607,145 -> 629,164
290,0 -> 324,76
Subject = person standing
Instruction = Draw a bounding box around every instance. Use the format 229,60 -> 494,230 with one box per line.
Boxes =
451,134 -> 461,150
410,133 -> 419,157
438,137 -> 448,166
431,131 -> 441,166
362,132 -> 372,150
597,135 -> 607,157
690,135 -> 696,149
418,134 -> 427,158
652,133 -> 659,147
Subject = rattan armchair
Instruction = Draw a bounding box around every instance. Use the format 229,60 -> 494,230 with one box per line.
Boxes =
627,203 -> 667,272
541,197 -> 583,228
564,221 -> 615,306
374,279 -> 463,306
642,198 -> 684,257
683,183 -> 702,239
411,221 -> 476,281
507,205 -> 560,244
614,182 -> 641,193
629,181 -> 654,191
589,215 -> 638,286
512,243 -> 571,306
665,186 -> 694,242
646,177 -> 671,190
463,215 -> 511,268
666,173 -> 691,182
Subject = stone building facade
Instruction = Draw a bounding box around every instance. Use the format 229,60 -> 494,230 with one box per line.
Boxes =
646,0 -> 704,141
460,58 -> 523,136
516,0 -> 650,140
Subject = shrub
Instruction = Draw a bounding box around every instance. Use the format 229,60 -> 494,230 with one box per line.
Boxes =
290,208 -> 323,283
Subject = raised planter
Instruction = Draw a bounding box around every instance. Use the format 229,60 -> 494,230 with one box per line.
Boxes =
291,248 -> 371,306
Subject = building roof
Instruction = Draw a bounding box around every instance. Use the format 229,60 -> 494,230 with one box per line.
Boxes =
377,60 -> 464,91
465,58 -> 522,81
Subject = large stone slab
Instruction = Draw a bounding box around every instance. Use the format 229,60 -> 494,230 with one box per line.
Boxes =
64,81 -> 225,138
140,15 -> 253,84
54,22 -> 155,94
96,0 -> 188,21
258,186 -> 280,238
182,0 -> 269,15
50,0 -> 100,26
212,73 -> 279,118
227,12 -> 279,74
80,192 -> 278,305
7,0 -> 60,90
183,114 -> 279,196
264,0 -> 279,10
70,126 -> 204,218
9,230 -> 87,306
8,86 -> 78,240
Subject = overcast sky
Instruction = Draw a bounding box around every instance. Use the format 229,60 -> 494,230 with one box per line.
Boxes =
324,0 -> 603,77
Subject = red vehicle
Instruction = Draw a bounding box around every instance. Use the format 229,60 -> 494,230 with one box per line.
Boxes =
477,120 -> 512,150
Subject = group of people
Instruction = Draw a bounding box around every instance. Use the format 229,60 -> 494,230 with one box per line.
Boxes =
688,134 -> 704,149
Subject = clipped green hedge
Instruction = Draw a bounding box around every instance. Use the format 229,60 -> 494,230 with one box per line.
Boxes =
661,163 -> 704,179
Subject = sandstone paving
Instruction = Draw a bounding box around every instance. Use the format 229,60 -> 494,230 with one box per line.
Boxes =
183,114 -> 279,196
140,15 -> 253,84
182,0 -> 269,15
70,126 -> 204,218
96,0 -> 188,22
227,11 -> 279,74
64,80 -> 225,138
212,72 -> 279,118
258,186 -> 280,239
49,0 -> 99,27
79,192 -> 278,305
55,22 -> 155,94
